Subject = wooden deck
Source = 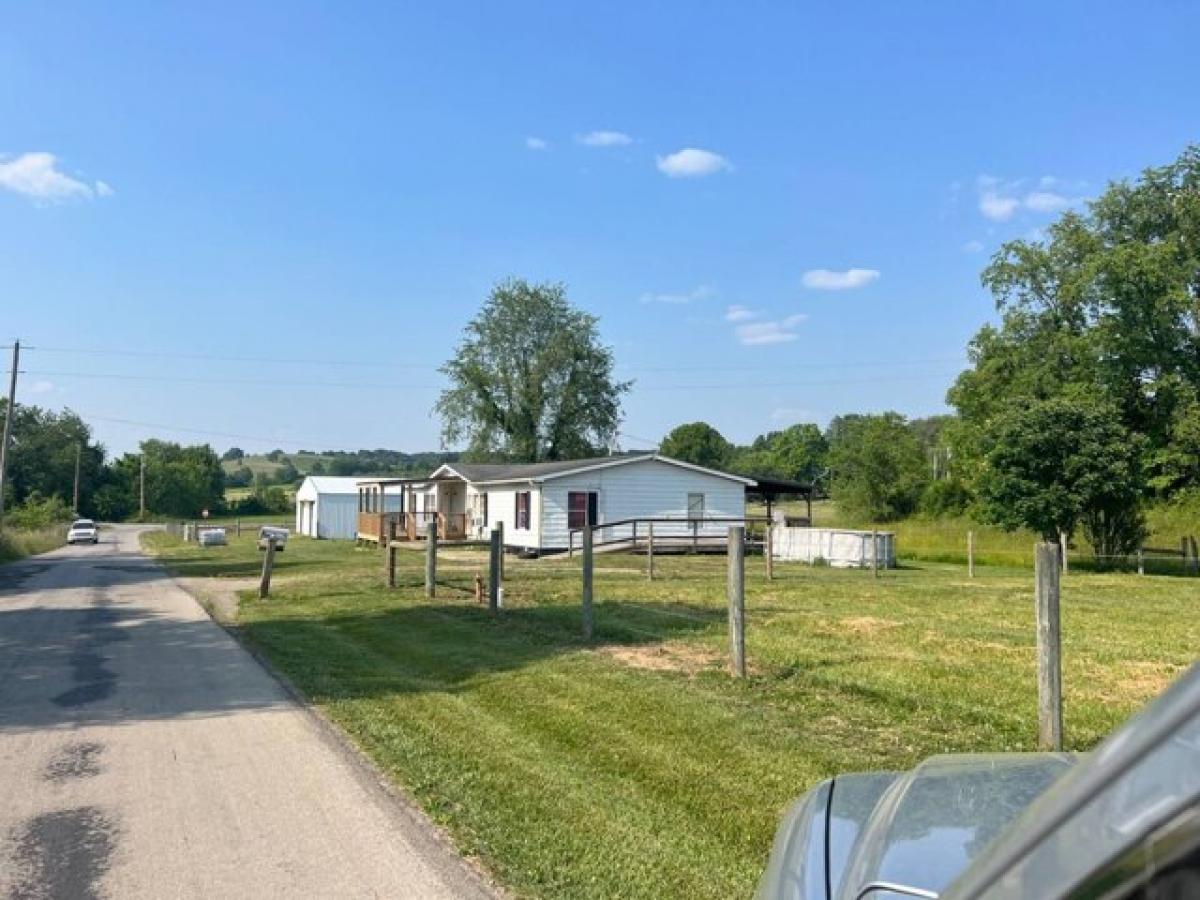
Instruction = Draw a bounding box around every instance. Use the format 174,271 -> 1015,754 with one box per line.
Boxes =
357,511 -> 469,545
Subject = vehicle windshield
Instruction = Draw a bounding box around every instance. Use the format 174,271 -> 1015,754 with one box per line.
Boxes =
71,520 -> 95,528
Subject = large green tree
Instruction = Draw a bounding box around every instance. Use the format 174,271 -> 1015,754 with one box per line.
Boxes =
949,145 -> 1200,496
732,423 -> 827,484
437,280 -> 630,461
109,440 -> 226,518
828,413 -> 928,521
659,422 -> 734,470
977,397 -> 1146,558
0,401 -> 105,516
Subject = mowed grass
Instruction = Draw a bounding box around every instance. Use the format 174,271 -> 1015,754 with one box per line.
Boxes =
143,531 -> 1199,900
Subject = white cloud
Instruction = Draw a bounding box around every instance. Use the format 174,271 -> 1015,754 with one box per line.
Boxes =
979,191 -> 1020,221
0,152 -> 112,203
577,130 -> 633,147
639,285 -> 714,305
735,314 -> 807,346
963,239 -> 984,254
525,136 -> 549,151
975,174 -> 1082,221
801,268 -> 880,290
1023,190 -> 1070,213
30,380 -> 55,394
656,147 -> 731,178
724,304 -> 756,322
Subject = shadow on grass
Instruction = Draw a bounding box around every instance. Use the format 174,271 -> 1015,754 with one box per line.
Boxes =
234,598 -> 727,699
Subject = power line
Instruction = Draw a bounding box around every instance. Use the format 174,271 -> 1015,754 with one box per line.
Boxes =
616,430 -> 660,448
22,343 -> 968,376
29,345 -> 442,369
80,413 -> 393,451
25,367 -> 960,393
26,370 -> 442,390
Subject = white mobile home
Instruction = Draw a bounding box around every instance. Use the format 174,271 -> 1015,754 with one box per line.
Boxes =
356,454 -> 753,554
295,476 -> 402,540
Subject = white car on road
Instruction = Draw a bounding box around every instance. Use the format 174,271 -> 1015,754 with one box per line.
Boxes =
66,518 -> 99,545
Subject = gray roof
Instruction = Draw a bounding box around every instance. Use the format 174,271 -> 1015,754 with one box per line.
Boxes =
434,453 -> 755,486
444,454 -> 655,483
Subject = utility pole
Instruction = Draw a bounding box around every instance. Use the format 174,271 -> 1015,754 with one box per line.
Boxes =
73,442 -> 82,512
139,453 -> 146,519
0,340 -> 19,529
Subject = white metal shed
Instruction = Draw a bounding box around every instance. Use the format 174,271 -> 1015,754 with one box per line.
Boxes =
295,476 -> 402,540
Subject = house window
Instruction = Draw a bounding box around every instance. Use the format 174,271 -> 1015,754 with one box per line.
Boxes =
516,491 -> 531,530
687,492 -> 705,521
568,491 -> 597,530
480,493 -> 489,526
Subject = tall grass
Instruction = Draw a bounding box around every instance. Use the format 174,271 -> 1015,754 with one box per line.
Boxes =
0,526 -> 65,563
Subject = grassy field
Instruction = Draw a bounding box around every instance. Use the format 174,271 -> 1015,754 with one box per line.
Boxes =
221,452 -> 336,478
0,526 -> 65,563
762,499 -> 1199,572
142,529 -> 1199,899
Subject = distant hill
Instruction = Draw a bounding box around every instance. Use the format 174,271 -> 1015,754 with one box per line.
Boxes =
221,449 -> 460,483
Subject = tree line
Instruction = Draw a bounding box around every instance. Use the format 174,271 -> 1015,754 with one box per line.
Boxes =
0,402 -> 249,525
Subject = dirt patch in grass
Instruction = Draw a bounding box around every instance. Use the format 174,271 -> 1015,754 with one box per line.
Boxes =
839,616 -> 903,635
599,641 -> 724,674
177,576 -> 259,623
1090,659 -> 1186,704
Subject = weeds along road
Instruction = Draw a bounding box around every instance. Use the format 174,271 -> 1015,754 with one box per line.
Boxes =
0,524 -> 496,900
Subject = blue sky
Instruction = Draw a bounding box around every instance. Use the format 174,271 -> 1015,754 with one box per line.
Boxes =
2,2 -> 1198,456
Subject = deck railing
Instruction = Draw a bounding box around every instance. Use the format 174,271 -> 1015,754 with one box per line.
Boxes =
357,511 -> 471,543
566,515 -> 771,555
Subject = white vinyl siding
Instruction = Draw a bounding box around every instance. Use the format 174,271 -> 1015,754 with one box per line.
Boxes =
538,458 -> 745,550
294,477 -> 401,540
474,485 -> 542,548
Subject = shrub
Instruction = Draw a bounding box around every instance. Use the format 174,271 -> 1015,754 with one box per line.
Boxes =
919,479 -> 972,517
7,492 -> 75,529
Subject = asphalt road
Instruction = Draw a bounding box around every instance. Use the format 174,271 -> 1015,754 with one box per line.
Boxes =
0,524 -> 496,899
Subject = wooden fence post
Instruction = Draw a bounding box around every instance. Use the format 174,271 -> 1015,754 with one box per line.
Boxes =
728,526 -> 746,678
1137,547 -> 1145,576
1189,536 -> 1199,576
646,522 -> 655,581
581,525 -> 594,640
497,520 -> 505,579
568,530 -> 574,559
489,527 -> 501,614
425,520 -> 438,599
259,538 -> 276,599
386,520 -> 397,589
236,518 -> 242,538
968,530 -> 975,578
1060,531 -> 1069,574
1035,541 -> 1063,751
871,530 -> 879,578
764,521 -> 773,581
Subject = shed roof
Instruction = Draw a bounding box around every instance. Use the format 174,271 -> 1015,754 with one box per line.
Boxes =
300,476 -> 401,495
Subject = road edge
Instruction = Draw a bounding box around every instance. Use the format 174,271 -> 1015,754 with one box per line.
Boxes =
139,529 -> 507,900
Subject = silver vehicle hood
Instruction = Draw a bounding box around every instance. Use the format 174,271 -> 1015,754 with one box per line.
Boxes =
757,753 -> 1076,900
